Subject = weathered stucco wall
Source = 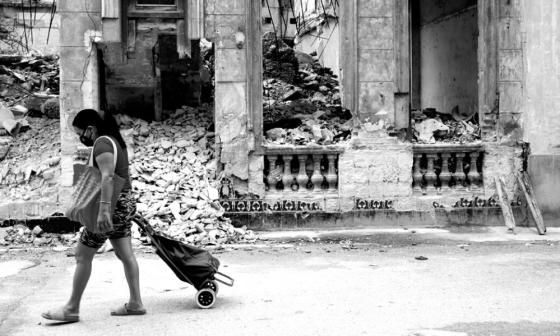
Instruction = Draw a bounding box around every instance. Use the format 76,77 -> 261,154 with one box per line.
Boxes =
522,0 -> 560,155
521,0 -> 560,224
420,5 -> 478,115
338,138 -> 413,211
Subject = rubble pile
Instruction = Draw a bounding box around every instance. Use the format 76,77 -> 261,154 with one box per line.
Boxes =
262,31 -> 299,85
0,55 -> 59,117
0,225 -> 76,248
0,116 -> 60,204
116,105 -> 258,246
263,33 -> 352,146
412,108 -> 481,144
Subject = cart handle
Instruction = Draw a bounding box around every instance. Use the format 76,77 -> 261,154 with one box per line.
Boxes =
214,272 -> 234,287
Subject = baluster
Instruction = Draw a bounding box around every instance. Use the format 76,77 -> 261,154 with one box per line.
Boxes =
325,154 -> 338,192
281,155 -> 294,193
296,155 -> 309,193
412,154 -> 423,194
439,153 -> 452,192
454,153 -> 466,190
425,153 -> 437,194
266,155 -> 279,192
467,152 -> 481,191
310,154 -> 324,193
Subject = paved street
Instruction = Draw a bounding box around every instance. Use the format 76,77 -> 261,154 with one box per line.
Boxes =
2,226 -> 560,336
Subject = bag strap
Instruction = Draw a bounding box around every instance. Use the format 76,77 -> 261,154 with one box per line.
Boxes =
88,136 -> 118,172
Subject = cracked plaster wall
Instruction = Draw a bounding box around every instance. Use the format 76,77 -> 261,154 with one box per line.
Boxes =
521,0 -> 560,223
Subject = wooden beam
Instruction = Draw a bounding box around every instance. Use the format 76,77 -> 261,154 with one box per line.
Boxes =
176,19 -> 191,58
121,0 -> 129,61
495,176 -> 516,232
127,19 -> 137,54
154,67 -> 163,122
127,10 -> 183,18
517,172 -> 546,235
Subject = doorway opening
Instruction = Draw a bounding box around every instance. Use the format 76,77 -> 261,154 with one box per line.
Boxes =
410,0 -> 480,144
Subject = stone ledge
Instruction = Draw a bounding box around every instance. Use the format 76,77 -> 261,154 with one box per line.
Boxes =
413,143 -> 484,153
229,206 -> 530,231
263,144 -> 346,155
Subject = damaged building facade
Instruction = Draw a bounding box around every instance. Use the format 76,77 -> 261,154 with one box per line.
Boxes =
56,0 -> 560,228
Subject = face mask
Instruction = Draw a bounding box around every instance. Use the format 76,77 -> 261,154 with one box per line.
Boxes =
79,127 -> 94,147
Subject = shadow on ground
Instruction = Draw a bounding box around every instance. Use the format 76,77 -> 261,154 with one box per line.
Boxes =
413,321 -> 560,336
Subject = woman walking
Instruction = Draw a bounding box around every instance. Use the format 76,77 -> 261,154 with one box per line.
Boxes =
42,109 -> 146,322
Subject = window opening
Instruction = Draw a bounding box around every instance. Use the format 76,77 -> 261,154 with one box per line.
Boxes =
410,0 -> 481,144
262,0 -> 352,146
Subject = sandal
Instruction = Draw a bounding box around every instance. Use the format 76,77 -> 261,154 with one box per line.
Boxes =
110,303 -> 146,316
41,308 -> 79,323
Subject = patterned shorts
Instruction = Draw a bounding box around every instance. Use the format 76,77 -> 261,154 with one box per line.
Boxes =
80,190 -> 137,249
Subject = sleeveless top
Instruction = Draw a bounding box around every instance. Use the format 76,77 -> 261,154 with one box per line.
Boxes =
92,135 -> 132,191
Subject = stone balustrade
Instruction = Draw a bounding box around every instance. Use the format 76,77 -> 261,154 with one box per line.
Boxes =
263,146 -> 342,195
412,144 -> 484,194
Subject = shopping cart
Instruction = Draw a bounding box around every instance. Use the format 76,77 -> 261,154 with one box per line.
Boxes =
131,215 -> 234,308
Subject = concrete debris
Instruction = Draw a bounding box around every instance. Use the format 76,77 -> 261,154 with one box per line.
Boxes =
0,102 -> 23,135
262,33 -> 352,146
412,108 -> 480,144
0,225 -> 70,247
0,55 -> 59,118
40,97 -> 59,119
115,105 -> 259,247
0,117 -> 60,204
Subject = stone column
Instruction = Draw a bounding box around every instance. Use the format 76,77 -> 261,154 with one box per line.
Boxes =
205,0 -> 250,195
58,0 -> 102,205
357,1 -> 396,127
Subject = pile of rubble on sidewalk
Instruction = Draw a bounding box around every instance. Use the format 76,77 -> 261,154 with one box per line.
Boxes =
262,32 -> 352,146
411,107 -> 481,144
115,105 -> 258,246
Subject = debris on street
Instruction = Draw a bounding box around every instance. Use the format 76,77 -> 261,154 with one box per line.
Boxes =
0,225 -> 76,247
262,32 -> 352,146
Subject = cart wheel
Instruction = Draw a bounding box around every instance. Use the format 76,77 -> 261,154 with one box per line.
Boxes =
195,288 -> 216,309
204,280 -> 219,295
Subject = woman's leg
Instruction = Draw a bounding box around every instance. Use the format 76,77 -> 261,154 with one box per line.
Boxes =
42,241 -> 98,321
65,242 -> 98,313
111,237 -> 144,310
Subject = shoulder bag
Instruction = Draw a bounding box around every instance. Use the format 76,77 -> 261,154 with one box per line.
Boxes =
66,136 -> 125,233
